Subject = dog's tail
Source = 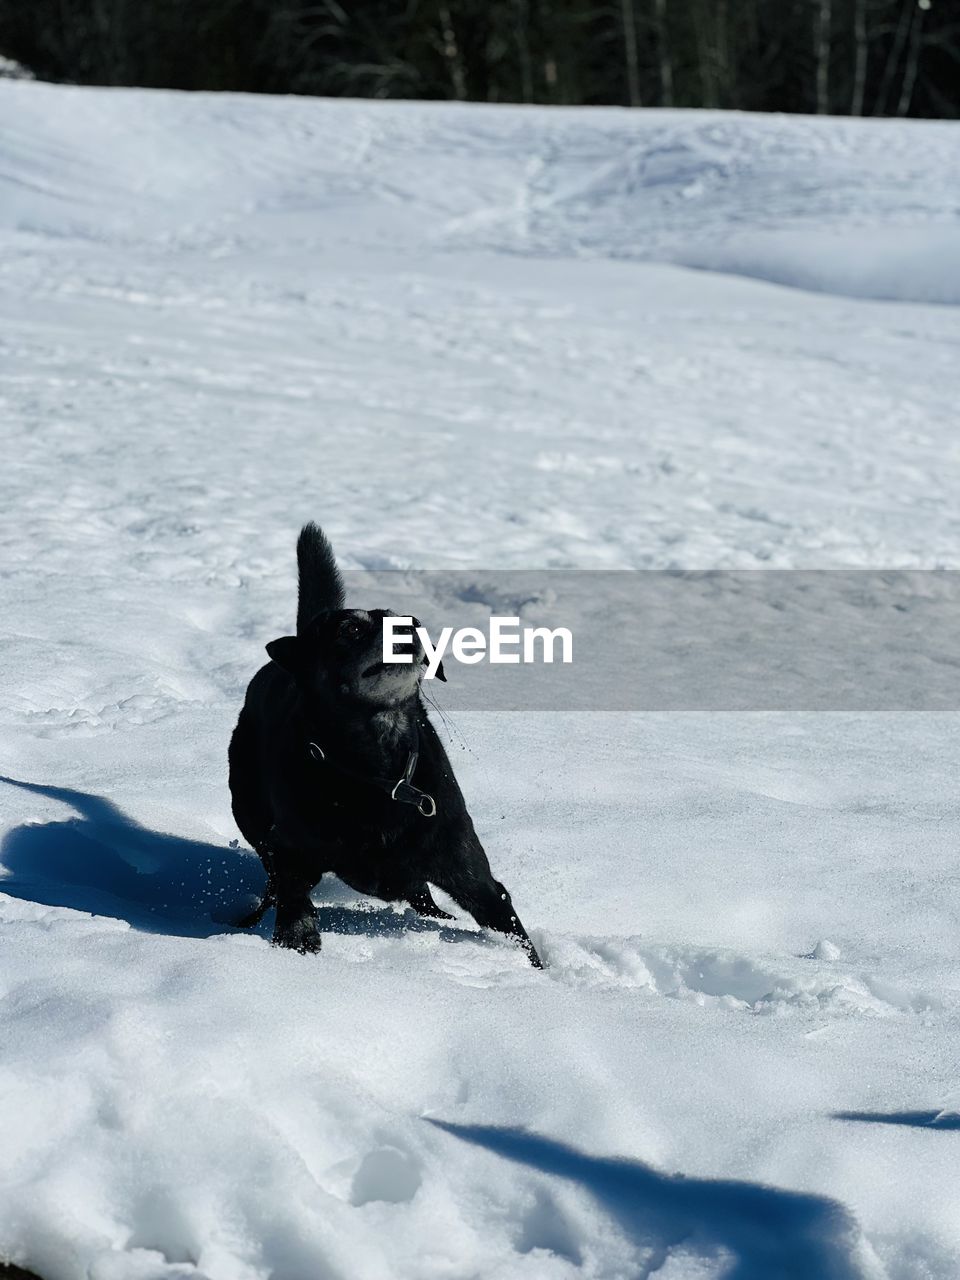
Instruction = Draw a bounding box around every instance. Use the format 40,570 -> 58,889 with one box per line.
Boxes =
296,522 -> 345,633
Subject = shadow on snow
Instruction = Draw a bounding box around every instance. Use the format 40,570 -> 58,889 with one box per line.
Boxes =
0,774 -> 475,947
833,1109 -> 960,1131
430,1122 -> 878,1280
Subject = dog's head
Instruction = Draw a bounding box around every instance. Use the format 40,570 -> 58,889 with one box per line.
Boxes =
266,610 -> 443,710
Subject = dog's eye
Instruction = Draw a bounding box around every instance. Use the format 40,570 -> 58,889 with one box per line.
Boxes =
339,619 -> 362,641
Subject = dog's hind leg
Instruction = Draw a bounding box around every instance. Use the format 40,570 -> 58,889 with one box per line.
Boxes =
230,827 -> 279,930
233,886 -> 275,929
407,883 -> 453,920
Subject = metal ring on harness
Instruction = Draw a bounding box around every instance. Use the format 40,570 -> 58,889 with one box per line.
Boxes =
390,775 -> 438,818
309,736 -> 437,818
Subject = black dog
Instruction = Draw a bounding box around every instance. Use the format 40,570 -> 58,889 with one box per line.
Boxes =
228,523 -> 542,967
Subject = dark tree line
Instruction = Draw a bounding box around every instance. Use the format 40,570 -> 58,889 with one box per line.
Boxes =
1,0 -> 957,117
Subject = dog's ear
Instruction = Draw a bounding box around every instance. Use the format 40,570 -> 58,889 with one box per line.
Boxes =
266,636 -> 304,676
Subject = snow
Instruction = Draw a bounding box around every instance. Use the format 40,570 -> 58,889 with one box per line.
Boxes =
677,226 -> 960,306
1,80 -> 959,1279
0,56 -> 32,80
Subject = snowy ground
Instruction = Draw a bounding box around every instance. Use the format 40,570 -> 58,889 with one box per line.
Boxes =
1,81 -> 959,1279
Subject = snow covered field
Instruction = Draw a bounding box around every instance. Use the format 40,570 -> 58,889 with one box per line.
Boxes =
1,81 -> 959,1279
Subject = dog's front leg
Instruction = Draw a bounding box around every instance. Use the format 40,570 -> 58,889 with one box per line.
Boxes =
471,880 -> 543,969
273,872 -> 322,953
268,846 -> 326,953
435,853 -> 543,969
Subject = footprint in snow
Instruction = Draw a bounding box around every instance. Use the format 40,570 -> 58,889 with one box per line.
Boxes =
350,1146 -> 422,1206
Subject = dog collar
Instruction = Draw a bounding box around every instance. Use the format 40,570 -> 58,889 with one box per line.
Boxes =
306,734 -> 437,818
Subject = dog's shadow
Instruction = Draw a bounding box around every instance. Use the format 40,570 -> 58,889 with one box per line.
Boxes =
0,775 -> 475,947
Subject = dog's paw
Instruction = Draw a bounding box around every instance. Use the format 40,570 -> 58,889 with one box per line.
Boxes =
273,914 -> 323,954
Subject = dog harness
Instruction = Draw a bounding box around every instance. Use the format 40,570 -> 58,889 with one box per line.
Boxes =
306,727 -> 437,818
